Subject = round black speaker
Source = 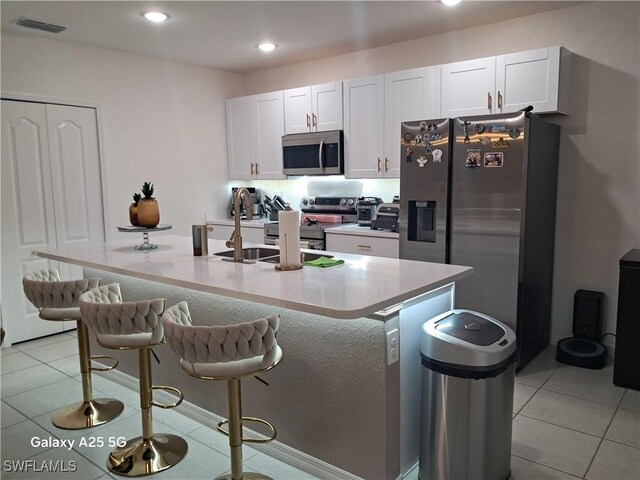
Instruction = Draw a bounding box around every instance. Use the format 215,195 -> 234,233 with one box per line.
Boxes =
556,337 -> 608,369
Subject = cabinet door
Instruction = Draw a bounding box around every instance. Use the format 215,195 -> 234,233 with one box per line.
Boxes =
441,56 -> 496,117
496,47 -> 560,114
311,81 -> 343,132
255,92 -> 286,179
384,66 -> 441,177
284,86 -> 312,134
343,75 -> 385,178
226,97 -> 255,180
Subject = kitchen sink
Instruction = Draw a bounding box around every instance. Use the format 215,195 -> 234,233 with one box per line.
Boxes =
260,252 -> 333,264
213,247 -> 280,260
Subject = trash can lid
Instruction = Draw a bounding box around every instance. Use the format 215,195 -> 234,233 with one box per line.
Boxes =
620,249 -> 640,268
421,309 -> 517,368
435,311 -> 505,346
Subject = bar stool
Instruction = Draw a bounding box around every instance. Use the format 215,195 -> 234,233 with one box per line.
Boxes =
22,269 -> 124,429
79,283 -> 188,477
162,302 -> 282,480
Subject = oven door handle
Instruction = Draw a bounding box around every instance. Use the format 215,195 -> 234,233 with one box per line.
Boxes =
318,140 -> 324,170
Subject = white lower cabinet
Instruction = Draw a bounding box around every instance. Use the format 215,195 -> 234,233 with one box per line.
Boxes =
208,222 -> 266,245
326,232 -> 399,258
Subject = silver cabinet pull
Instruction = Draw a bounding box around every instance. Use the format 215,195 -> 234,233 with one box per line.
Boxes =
255,163 -> 260,174
498,91 -> 503,111
384,157 -> 389,172
250,163 -> 254,175
312,113 -> 317,128
488,92 -> 493,112
357,244 -> 372,249
318,140 -> 324,169
306,114 -> 311,128
377,157 -> 382,172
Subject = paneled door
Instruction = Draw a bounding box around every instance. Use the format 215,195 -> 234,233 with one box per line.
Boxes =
1,100 -> 105,345
441,56 -> 497,117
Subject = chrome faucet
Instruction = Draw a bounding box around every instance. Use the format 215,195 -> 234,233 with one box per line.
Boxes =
225,187 -> 254,263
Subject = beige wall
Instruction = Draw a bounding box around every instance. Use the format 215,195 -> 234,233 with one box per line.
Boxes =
243,1 -> 640,345
1,32 -> 244,238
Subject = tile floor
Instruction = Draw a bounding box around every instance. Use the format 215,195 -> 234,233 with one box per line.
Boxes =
2,332 -> 639,480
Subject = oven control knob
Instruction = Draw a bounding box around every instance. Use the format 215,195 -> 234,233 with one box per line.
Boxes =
302,198 -> 308,205
347,199 -> 355,206
308,198 -> 315,205
340,198 -> 347,206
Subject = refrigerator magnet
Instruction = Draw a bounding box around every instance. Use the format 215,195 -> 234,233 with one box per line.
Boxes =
417,155 -> 428,167
474,124 -> 485,134
478,136 -> 491,146
492,137 -> 510,148
509,128 -> 521,139
403,132 -> 413,143
489,124 -> 506,133
405,147 -> 413,162
484,152 -> 504,168
432,149 -> 443,163
427,123 -> 438,132
465,149 -> 481,168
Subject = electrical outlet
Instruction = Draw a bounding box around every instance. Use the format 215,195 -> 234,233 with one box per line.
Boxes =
386,328 -> 399,365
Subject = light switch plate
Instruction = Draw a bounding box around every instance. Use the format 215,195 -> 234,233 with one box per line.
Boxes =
386,328 -> 399,365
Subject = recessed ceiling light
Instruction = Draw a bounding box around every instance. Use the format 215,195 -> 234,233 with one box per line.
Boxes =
257,43 -> 278,53
143,11 -> 170,23
440,0 -> 463,5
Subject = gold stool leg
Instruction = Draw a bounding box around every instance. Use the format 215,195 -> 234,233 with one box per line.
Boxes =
52,321 -> 124,430
108,347 -> 188,477
216,379 -> 273,480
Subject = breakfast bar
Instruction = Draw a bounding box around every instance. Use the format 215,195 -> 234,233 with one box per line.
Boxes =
35,235 -> 472,480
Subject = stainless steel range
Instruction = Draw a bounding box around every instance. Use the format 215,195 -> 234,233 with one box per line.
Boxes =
264,196 -> 358,250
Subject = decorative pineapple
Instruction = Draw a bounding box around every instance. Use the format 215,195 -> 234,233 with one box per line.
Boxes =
129,193 -> 141,226
137,182 -> 160,228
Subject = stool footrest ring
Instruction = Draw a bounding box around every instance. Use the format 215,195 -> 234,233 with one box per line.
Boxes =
89,355 -> 119,372
150,385 -> 184,409
216,416 -> 277,444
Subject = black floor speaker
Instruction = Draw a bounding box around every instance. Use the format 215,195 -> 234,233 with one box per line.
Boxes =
556,290 -> 607,369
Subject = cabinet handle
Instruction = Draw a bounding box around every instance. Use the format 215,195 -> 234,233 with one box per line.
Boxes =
250,163 -> 254,175
312,113 -> 317,128
384,157 -> 389,172
488,92 -> 493,112
357,244 -> 372,249
255,163 -> 260,174
306,114 -> 311,128
377,157 -> 382,172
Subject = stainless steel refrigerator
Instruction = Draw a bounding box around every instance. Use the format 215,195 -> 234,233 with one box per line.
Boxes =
399,112 -> 560,368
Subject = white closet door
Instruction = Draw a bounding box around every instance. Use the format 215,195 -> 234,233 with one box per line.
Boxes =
45,104 -> 105,331
1,100 -> 63,344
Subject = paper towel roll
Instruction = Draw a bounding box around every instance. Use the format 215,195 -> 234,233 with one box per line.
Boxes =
278,209 -> 301,267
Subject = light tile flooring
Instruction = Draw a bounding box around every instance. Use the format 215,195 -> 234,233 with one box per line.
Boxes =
2,332 -> 639,480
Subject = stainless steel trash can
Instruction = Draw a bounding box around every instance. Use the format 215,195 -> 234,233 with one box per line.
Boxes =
419,309 -> 516,480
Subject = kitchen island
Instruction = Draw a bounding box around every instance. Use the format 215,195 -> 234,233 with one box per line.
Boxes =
35,235 -> 472,480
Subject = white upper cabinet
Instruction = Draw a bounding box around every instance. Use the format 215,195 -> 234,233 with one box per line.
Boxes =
384,66 -> 441,177
441,56 -> 497,117
442,46 -> 571,117
344,75 -> 386,178
496,46 -> 570,114
284,82 -> 343,134
226,93 -> 286,180
344,67 -> 441,179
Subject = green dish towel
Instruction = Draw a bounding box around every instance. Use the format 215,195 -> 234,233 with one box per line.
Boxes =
303,256 -> 345,268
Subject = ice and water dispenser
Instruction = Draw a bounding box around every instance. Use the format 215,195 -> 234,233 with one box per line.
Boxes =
407,200 -> 437,243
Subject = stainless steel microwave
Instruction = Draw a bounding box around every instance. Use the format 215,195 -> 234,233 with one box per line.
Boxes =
282,130 -> 344,176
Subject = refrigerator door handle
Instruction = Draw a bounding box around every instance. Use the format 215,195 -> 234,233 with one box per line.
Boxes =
488,92 -> 493,112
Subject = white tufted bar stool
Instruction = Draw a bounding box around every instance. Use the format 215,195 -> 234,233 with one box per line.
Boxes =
79,283 -> 188,477
162,302 -> 282,480
22,269 -> 124,429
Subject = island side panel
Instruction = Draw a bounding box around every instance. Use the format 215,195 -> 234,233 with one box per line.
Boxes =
84,268 -> 399,480
398,284 -> 455,475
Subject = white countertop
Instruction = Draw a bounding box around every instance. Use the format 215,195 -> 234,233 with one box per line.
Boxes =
325,224 -> 400,239
206,219 -> 273,229
35,235 -> 471,319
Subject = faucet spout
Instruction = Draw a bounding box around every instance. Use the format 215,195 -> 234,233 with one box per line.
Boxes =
227,188 -> 254,263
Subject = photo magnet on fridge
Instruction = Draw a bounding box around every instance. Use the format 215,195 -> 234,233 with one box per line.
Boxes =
484,152 -> 504,168
465,149 -> 481,168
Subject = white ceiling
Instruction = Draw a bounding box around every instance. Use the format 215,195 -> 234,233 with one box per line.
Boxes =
1,1 -> 575,73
